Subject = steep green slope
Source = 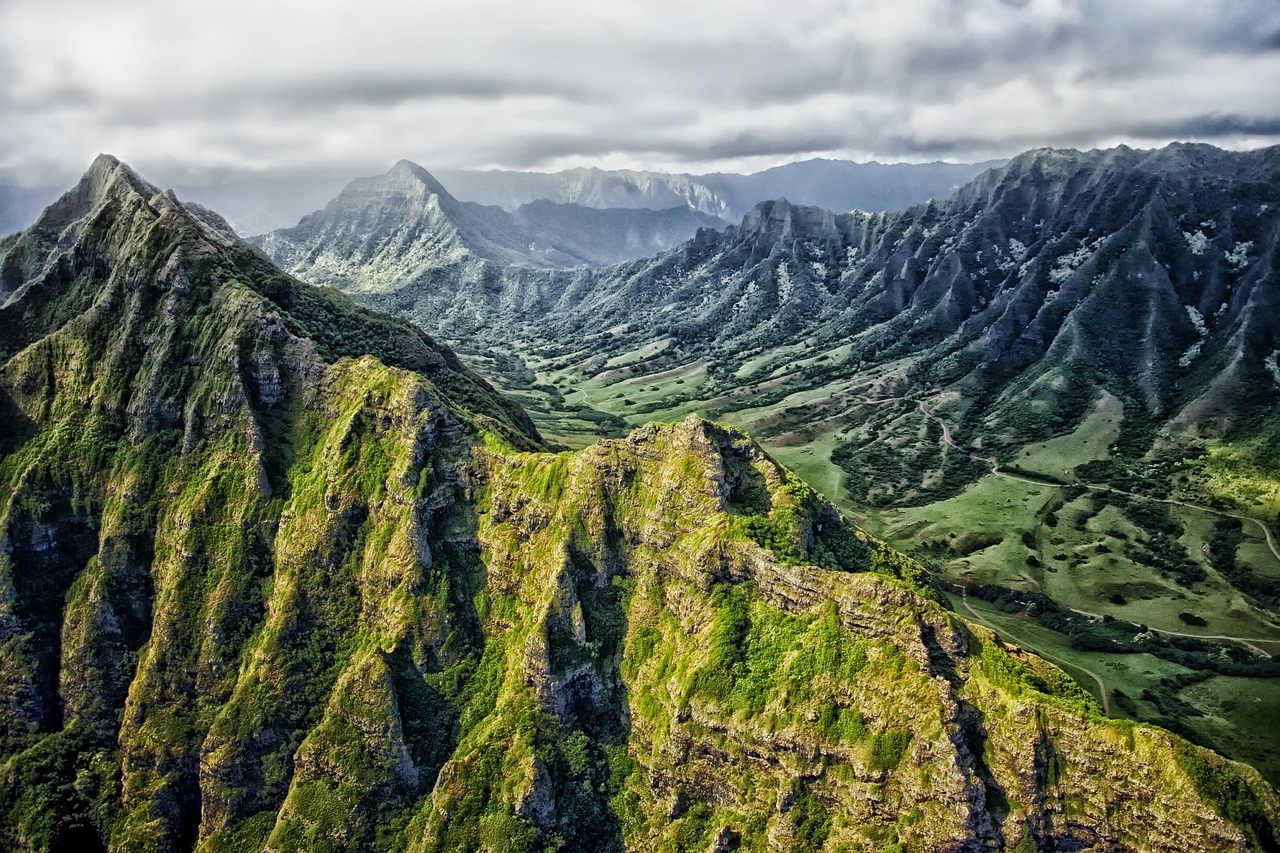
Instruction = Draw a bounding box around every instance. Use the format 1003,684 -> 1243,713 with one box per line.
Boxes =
255,141 -> 1280,800
0,155 -> 538,850
451,420 -> 1279,853
1,158 -> 1277,852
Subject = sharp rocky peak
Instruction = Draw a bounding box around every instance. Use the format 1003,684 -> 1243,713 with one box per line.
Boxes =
734,197 -> 839,244
304,159 -> 471,230
82,153 -> 160,199
376,159 -> 458,202
32,153 -> 168,235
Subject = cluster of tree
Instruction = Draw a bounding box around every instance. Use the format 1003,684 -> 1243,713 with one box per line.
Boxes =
1208,518 -> 1280,609
1106,494 -> 1205,586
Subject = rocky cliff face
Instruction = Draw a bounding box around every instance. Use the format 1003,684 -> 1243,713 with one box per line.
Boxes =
0,158 -> 1277,852
0,155 -> 536,851
454,418 -> 1279,853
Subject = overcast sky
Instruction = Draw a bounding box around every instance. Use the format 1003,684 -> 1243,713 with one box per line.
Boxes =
2,0 -> 1279,186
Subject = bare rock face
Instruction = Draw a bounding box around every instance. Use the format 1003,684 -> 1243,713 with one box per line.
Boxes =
0,158 -> 1276,852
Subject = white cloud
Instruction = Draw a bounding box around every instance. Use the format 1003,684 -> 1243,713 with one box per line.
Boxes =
0,0 -> 1278,185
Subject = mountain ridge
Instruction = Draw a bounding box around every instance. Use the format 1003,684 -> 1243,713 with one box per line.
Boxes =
2,156 -> 1278,851
341,141 -> 1280,447
251,160 -> 731,283
434,157 -> 1003,220
0,156 -> 1000,242
255,142 -> 1280,785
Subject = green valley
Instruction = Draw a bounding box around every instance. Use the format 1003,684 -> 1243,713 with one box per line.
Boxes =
3,153 -> 1279,852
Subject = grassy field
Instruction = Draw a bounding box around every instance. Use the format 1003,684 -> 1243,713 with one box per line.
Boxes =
1196,431 -> 1280,519
850,399 -> 1280,641
945,591 -> 1123,708
1179,674 -> 1280,785
949,592 -> 1280,786
1008,391 -> 1123,480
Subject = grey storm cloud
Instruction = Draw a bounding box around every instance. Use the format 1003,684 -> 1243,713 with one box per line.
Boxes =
1,0 -> 1278,186
99,73 -> 591,127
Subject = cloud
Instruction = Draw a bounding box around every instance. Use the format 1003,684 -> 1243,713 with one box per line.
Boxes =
0,0 -> 1278,187
1137,114 -> 1280,140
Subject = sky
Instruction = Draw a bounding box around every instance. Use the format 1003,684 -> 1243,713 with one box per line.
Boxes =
2,0 -> 1279,188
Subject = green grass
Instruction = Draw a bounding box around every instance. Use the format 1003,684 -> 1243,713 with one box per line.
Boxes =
1178,675 -> 1280,787
950,592 -> 1280,787
861,470 -> 1280,643
600,338 -> 675,370
1008,390 -> 1123,480
1197,432 -> 1280,519
947,593 -> 1120,709
764,431 -> 850,509
733,342 -> 809,379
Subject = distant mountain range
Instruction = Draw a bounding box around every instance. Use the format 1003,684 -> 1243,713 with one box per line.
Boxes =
0,157 -> 997,240
252,160 -> 729,274
265,145 -> 1280,462
436,158 -> 1001,220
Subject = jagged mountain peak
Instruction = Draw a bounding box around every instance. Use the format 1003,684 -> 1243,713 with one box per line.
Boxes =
1,154 -> 192,304
737,197 -> 835,235
255,162 -> 597,277
255,162 -> 740,281
715,198 -> 849,267
322,159 -> 464,218
29,153 -> 167,235
0,154 -> 541,446
975,141 -> 1280,194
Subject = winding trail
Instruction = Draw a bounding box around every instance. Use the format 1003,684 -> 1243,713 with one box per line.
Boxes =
959,592 -> 1111,714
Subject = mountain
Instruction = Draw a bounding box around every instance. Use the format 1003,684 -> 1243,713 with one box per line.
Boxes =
319,143 -> 1280,501
3,157 -> 992,244
0,169 -> 360,241
260,141 -> 1280,783
433,165 -> 732,217
697,158 -> 1006,219
252,160 -> 729,282
2,156 -> 1276,851
253,159 -> 594,274
434,158 -> 1000,220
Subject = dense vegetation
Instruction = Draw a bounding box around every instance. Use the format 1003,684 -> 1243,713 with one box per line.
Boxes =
2,154 -> 1278,852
